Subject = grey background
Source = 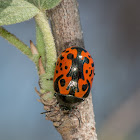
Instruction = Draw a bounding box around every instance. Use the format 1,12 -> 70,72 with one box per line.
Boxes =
0,0 -> 140,139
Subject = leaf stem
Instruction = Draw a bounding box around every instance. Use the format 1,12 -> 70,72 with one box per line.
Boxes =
0,26 -> 32,59
35,11 -> 57,75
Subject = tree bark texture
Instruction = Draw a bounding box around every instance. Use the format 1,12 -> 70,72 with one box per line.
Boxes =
49,0 -> 84,55
45,0 -> 97,139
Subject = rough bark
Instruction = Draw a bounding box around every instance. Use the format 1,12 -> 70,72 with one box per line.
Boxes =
49,0 -> 84,55
44,0 -> 97,139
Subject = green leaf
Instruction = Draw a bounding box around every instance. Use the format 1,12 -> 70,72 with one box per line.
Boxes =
0,0 -> 39,26
26,0 -> 62,10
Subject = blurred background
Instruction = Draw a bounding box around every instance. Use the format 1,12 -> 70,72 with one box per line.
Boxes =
0,0 -> 140,139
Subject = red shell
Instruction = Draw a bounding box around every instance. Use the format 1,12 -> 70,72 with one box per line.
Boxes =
53,46 -> 94,98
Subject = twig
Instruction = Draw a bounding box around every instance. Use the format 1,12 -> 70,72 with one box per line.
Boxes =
0,26 -> 32,59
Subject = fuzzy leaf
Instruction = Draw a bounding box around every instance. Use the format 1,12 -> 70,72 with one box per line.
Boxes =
0,0 -> 39,26
26,0 -> 62,10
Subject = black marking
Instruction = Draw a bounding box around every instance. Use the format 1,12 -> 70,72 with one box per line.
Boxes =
56,70 -> 58,73
89,74 -> 91,77
86,70 -> 88,73
91,70 -> 93,75
60,79 -> 65,87
77,88 -> 79,92
60,68 -> 62,70
84,57 -> 89,64
88,55 -> 91,58
66,50 -> 69,53
83,80 -> 91,98
78,70 -> 84,80
91,63 -> 94,67
82,84 -> 87,91
67,53 -> 74,59
71,46 -> 87,53
57,62 -> 59,65
66,86 -> 70,90
60,55 -> 64,60
60,63 -> 62,67
54,75 -> 63,92
65,66 -> 68,69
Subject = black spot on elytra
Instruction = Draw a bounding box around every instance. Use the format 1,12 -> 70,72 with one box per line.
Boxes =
89,74 -> 91,77
66,50 -> 69,53
83,80 -> 90,98
60,55 -> 64,60
67,53 -> 74,59
86,70 -> 88,73
82,84 -> 88,91
83,49 -> 87,52
65,66 -> 68,69
77,88 -> 79,92
66,86 -> 69,90
84,57 -> 89,64
91,70 -> 93,75
60,79 -> 65,87
60,63 -> 62,67
54,75 -> 63,92
88,55 -> 91,58
91,63 -> 94,67
56,70 -> 58,73
60,68 -> 62,70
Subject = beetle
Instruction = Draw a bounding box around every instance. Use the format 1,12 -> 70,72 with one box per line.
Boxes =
53,46 -> 94,110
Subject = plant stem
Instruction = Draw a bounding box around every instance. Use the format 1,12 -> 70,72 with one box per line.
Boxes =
36,23 -> 46,69
34,11 -> 57,76
34,11 -> 56,97
0,26 -> 32,59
